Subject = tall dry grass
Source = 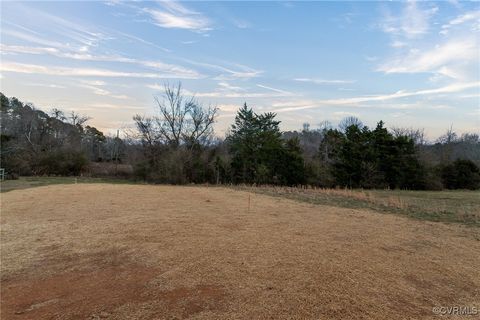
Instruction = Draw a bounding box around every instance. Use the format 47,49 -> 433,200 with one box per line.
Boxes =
239,185 -> 409,210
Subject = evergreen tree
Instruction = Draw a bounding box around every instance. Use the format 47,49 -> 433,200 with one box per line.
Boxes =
228,103 -> 258,183
277,137 -> 306,185
332,121 -> 425,189
227,103 -> 304,185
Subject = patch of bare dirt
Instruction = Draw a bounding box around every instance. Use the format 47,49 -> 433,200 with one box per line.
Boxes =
1,247 -> 226,319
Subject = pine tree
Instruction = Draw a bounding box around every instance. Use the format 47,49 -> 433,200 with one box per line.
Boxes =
227,103 -> 304,185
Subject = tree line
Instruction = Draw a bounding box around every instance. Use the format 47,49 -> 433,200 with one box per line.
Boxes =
0,93 -> 123,177
1,86 -> 479,190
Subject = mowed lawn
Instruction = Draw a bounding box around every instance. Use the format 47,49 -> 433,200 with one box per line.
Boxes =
1,184 -> 479,319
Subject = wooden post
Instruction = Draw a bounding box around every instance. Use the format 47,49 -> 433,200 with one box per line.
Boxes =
248,194 -> 251,213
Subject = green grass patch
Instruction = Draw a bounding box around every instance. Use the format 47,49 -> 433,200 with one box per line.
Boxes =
233,186 -> 480,227
0,176 -> 139,193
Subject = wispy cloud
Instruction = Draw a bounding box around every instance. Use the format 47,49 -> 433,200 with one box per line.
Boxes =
332,111 -> 359,120
3,40 -> 264,83
189,82 -> 296,98
364,56 -> 379,62
390,40 -> 408,48
2,6 -> 257,82
377,3 -> 479,82
218,82 -> 246,92
459,93 -> 480,99
294,78 -> 355,85
256,84 -> 293,95
140,60 -> 201,78
332,12 -> 359,29
2,20 -> 43,37
2,29 -> 69,50
232,18 -> 251,29
212,65 -> 263,80
0,43 -> 60,55
77,103 -> 144,111
181,40 -> 198,45
115,31 -> 171,52
3,4 -> 106,52
185,91 -> 290,99
79,82 -> 129,100
26,83 -> 66,89
380,1 -> 438,38
440,10 -> 480,35
0,44 -> 202,79
378,38 -> 477,80
318,82 -> 479,105
180,59 -> 263,80
217,104 -> 240,113
1,62 -> 198,79
2,4 -> 256,83
146,83 -> 164,91
81,80 -> 107,86
144,1 -> 211,31
272,82 -> 479,112
184,82 -> 294,98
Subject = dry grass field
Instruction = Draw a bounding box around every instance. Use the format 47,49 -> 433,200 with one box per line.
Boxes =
1,184 -> 479,319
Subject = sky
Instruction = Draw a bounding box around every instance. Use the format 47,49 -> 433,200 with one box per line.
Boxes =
0,0 -> 479,140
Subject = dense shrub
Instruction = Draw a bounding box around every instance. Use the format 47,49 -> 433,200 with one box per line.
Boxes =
441,159 -> 480,190
36,151 -> 88,176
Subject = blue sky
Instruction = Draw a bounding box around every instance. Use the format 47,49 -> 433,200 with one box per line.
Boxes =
1,1 -> 479,139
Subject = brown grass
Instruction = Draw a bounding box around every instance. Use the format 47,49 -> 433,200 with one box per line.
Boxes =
1,184 -> 479,319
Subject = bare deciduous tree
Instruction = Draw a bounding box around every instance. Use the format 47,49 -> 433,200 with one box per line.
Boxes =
183,102 -> 218,148
131,83 -> 219,181
69,111 -> 90,128
133,115 -> 157,147
339,116 -> 363,132
437,125 -> 458,144
50,108 -> 66,121
391,127 -> 427,145
318,120 -> 333,132
150,82 -> 218,148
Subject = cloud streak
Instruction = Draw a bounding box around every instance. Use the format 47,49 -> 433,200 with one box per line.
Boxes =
440,10 -> 480,35
1,62 -> 199,79
273,82 -> 479,112
377,3 -> 479,82
179,58 -> 263,80
144,1 -> 211,31
256,84 -> 293,95
377,38 -> 478,80
2,4 -> 106,52
294,78 -> 356,85
380,1 -> 438,38
0,44 -> 203,79
79,82 -> 129,100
